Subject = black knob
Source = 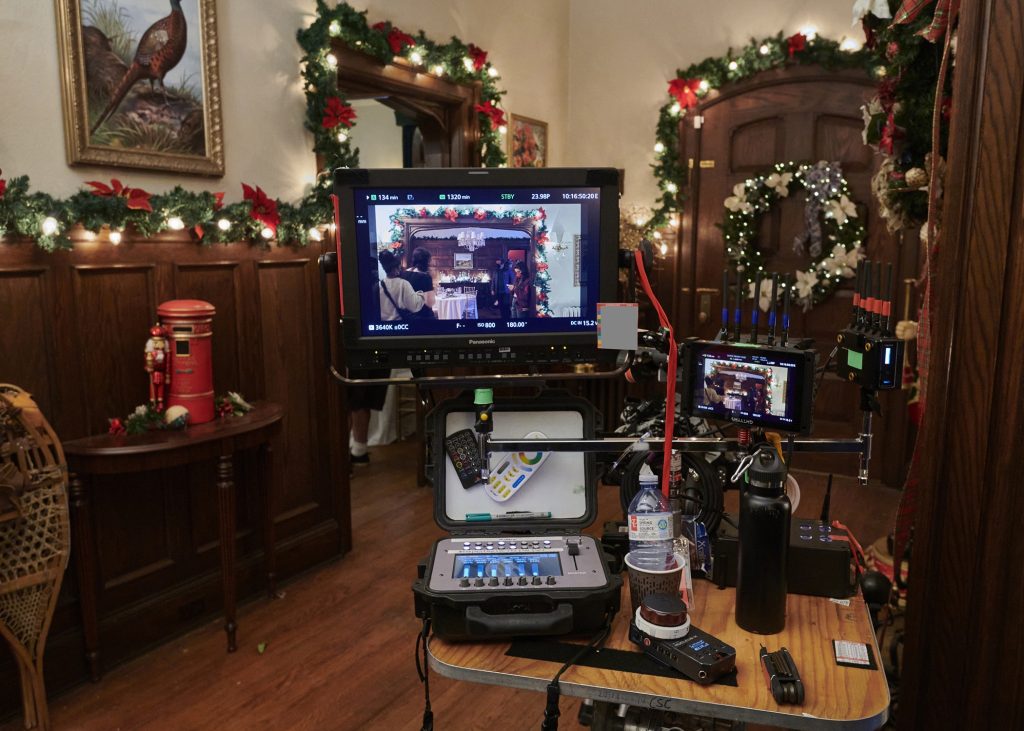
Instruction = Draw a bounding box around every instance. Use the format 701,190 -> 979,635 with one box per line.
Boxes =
518,577 -> 528,586
488,577 -> 499,587
474,578 -> 484,587
503,577 -> 513,586
532,576 -> 542,585
459,579 -> 470,587
546,576 -> 557,585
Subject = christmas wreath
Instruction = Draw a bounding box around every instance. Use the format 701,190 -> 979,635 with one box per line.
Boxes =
722,161 -> 865,311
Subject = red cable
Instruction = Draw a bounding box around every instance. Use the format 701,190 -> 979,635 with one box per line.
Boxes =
633,250 -> 677,498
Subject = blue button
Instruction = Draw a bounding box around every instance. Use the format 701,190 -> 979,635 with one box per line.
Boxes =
512,475 -> 526,488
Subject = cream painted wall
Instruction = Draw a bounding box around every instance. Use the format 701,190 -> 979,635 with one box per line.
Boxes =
564,0 -> 865,207
0,1 -> 569,202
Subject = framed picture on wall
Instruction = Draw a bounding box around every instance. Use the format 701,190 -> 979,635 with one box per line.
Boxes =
54,0 -> 225,176
454,252 -> 473,269
508,114 -> 548,168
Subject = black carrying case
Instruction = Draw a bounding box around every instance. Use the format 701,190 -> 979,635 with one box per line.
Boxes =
412,390 -> 621,640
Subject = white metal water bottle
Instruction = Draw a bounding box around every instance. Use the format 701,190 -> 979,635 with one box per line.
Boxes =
628,466 -> 676,570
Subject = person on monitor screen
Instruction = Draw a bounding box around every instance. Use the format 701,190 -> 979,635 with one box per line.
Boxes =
511,260 -> 533,318
378,250 -> 425,321
703,376 -> 724,405
402,247 -> 436,311
491,258 -> 514,319
741,382 -> 758,413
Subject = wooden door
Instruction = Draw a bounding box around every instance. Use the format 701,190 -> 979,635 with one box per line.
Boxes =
676,66 -> 915,482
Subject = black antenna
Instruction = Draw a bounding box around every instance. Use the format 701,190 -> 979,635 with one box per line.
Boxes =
820,473 -> 833,523
750,273 -> 762,344
883,262 -> 894,335
852,265 -> 864,328
719,268 -> 730,339
767,273 -> 779,346
872,261 -> 883,331
780,276 -> 791,347
859,262 -> 872,330
733,270 -> 743,342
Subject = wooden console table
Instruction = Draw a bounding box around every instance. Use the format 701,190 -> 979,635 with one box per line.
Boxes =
64,402 -> 283,680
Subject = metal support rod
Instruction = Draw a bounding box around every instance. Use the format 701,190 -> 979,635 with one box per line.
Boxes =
484,436 -> 868,455
858,408 -> 873,486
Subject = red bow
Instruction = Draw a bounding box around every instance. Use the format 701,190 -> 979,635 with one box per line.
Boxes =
893,0 -> 961,42
213,192 -> 224,210
468,43 -> 488,71
108,418 -> 126,436
668,78 -> 701,109
373,22 -> 415,54
474,101 -> 506,129
443,208 -> 458,222
242,183 -> 281,234
473,209 -> 486,221
786,32 -> 807,59
322,96 -> 356,129
85,178 -> 153,212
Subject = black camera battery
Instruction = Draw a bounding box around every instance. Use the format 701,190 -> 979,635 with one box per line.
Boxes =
629,623 -> 737,685
413,391 -> 621,640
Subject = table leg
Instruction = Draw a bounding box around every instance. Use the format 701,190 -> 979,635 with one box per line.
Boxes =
216,455 -> 237,653
258,442 -> 277,598
69,473 -> 102,681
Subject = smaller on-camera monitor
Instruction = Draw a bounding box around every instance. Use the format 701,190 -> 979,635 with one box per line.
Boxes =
332,168 -> 620,370
680,339 -> 816,434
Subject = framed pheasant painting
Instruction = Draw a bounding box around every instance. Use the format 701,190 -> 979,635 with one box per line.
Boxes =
54,0 -> 224,175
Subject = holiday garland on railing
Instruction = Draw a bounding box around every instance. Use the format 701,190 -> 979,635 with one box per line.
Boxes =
0,1 -> 507,252
378,206 -> 553,316
649,32 -> 872,231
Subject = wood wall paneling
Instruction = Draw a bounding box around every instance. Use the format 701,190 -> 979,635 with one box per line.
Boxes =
0,237 -> 349,716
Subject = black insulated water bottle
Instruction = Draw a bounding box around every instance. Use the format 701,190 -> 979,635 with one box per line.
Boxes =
736,448 -> 791,634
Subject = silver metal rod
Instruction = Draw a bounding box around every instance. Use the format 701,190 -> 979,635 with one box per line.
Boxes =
858,408 -> 874,485
486,436 -> 867,455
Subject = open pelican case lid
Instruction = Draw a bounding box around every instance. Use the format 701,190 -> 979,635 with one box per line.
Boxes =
412,390 -> 622,640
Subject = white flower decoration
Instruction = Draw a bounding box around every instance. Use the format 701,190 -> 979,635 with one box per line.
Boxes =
794,269 -> 820,302
765,172 -> 794,197
817,243 -> 862,279
826,195 -> 858,225
747,281 -> 776,312
134,405 -> 148,416
724,183 -> 752,213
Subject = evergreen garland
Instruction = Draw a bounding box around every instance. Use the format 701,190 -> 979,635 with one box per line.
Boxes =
650,32 -> 872,231
0,1 -> 506,252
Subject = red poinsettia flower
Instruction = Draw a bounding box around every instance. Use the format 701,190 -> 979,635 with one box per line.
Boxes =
242,183 -> 281,234
322,96 -> 356,129
443,207 -> 458,222
86,178 -> 153,212
668,78 -> 702,110
536,231 -> 549,246
533,207 -> 547,221
537,262 -> 549,272
786,32 -> 807,59
473,209 -> 486,221
372,22 -> 415,54
418,207 -> 429,217
474,101 -> 506,129
468,43 -> 488,71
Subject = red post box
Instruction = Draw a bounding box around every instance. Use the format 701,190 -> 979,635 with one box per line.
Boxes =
157,299 -> 216,424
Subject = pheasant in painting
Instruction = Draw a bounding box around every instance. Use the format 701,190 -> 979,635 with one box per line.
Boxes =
90,0 -> 188,135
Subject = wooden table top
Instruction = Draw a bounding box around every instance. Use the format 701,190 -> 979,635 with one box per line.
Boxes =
429,582 -> 889,730
63,402 -> 283,474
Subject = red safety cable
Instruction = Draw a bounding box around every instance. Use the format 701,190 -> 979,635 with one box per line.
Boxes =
633,249 -> 677,498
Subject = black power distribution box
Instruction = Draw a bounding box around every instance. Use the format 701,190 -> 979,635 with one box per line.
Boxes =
712,515 -> 856,598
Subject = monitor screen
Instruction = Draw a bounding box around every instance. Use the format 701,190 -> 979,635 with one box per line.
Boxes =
683,341 -> 814,432
452,552 -> 563,579
332,168 -> 620,367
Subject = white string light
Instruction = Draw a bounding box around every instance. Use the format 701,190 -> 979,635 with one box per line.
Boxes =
40,217 -> 59,236
463,57 -> 474,72
261,226 -> 275,240
759,44 -> 771,55
109,230 -> 122,245
654,141 -> 665,153
328,20 -> 341,36
728,61 -> 739,71
217,218 -> 231,231
308,227 -> 323,242
488,67 -> 499,78
326,53 -> 338,68
498,125 -> 507,135
432,64 -> 445,76
337,131 -> 348,143
167,216 -> 185,230
799,25 -> 818,40
409,50 -> 423,65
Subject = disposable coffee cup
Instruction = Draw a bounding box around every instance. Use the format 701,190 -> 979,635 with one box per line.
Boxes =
624,551 -> 686,617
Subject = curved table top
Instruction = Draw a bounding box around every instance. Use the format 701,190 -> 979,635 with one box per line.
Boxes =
63,402 -> 283,474
429,582 -> 889,730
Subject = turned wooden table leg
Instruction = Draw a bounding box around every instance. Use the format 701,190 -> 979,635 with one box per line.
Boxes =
258,442 -> 277,598
69,473 -> 102,681
216,455 -> 237,653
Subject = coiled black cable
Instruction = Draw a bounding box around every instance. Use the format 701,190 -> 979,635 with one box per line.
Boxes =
618,449 -> 724,537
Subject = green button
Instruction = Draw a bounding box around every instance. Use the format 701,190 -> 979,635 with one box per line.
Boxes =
847,350 -> 863,370
474,388 -> 493,405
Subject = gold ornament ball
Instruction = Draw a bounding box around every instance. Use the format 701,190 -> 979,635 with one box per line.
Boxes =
164,405 -> 190,430
905,167 -> 928,188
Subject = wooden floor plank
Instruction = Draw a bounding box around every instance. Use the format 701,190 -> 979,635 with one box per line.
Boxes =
2,440 -> 899,731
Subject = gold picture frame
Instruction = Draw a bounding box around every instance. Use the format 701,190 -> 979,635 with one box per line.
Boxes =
54,0 -> 224,176
507,114 -> 548,168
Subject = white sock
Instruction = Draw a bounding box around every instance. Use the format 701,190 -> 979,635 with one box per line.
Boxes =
351,441 -> 368,457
